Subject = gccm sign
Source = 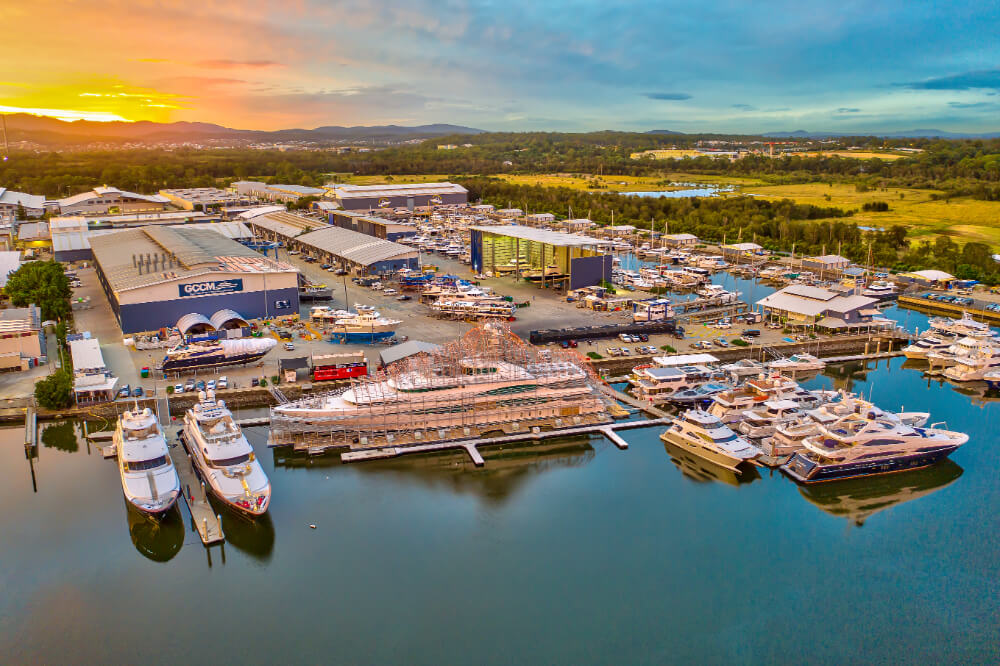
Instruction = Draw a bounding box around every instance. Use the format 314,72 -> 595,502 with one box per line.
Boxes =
178,279 -> 244,297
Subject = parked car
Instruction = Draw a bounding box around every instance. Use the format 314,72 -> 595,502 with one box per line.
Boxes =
217,376 -> 228,389
284,342 -> 295,351
288,250 -> 300,255
715,320 -> 732,329
334,268 -> 348,276
714,338 -> 730,347
638,333 -> 649,342
619,347 -> 630,355
742,329 -> 761,338
560,340 -> 570,349
118,385 -> 131,398
195,380 -> 206,391
320,263 -> 332,270
173,383 -> 184,393
568,339 -> 578,348
693,340 -> 713,350
619,333 -> 635,343
132,387 -> 144,397
382,288 -> 398,295
184,380 -> 195,392
396,294 -> 412,301
206,380 -> 216,391
251,377 -> 260,387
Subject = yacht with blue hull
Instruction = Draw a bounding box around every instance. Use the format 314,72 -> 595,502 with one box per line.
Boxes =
160,338 -> 277,372
782,414 -> 968,483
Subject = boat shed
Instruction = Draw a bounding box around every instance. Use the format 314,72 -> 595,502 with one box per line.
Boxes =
328,182 -> 468,211
378,340 -> 442,368
801,254 -> 851,272
470,225 -> 611,290
248,211 -> 418,275
897,269 -> 955,288
756,284 -> 883,329
661,233 -> 699,247
89,226 -> 299,334
720,242 -> 763,259
326,210 -> 417,242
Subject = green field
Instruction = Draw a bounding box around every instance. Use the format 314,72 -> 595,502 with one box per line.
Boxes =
744,182 -> 1000,246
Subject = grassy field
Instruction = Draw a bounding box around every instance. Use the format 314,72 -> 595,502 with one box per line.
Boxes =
745,182 -> 1000,246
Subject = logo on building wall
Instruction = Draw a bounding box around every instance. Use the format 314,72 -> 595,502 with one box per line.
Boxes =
429,195 -> 443,205
377,197 -> 392,208
178,279 -> 244,297
274,299 -> 291,309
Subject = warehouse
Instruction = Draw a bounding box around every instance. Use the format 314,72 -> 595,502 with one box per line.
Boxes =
159,187 -> 246,211
328,182 -> 468,210
470,225 -> 611,290
801,254 -> 851,272
327,210 -> 417,242
231,181 -> 326,203
248,211 -> 418,274
661,233 -> 699,247
0,188 -> 45,218
0,306 -> 45,371
89,225 -> 299,334
55,186 -> 170,215
51,220 -> 253,263
720,242 -> 763,259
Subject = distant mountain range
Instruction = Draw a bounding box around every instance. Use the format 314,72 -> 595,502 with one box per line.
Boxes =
0,114 -> 486,146
762,128 -> 1000,139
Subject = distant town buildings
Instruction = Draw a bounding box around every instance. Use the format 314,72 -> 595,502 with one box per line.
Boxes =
55,186 -> 170,215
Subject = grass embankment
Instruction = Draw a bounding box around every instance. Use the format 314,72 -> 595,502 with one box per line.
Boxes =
744,182 -> 1000,246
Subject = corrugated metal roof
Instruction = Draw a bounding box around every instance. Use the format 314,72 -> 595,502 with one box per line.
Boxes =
68,338 -> 105,372
757,286 -> 877,317
297,226 -> 417,266
805,254 -> 850,265
0,251 -> 20,288
783,284 -> 838,301
470,225 -> 601,248
652,353 -> 720,367
210,309 -> 248,329
177,313 -> 214,335
379,340 -> 442,366
90,226 -> 294,292
0,188 -> 45,210
332,182 -> 467,199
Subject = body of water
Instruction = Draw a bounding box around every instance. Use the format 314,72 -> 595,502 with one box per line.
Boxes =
0,267 -> 996,664
618,185 -> 732,198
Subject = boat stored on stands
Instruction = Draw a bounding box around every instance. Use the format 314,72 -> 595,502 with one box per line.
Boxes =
159,337 -> 277,372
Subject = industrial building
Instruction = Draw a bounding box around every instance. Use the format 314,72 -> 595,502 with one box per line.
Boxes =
470,225 -> 612,290
0,188 -> 45,218
0,305 -> 45,371
51,219 -> 253,263
801,254 -> 851,272
720,242 -> 764,259
89,226 -> 299,334
756,285 -> 887,330
0,251 -> 20,287
662,233 -> 699,247
328,182 -> 468,211
68,336 -> 117,404
55,186 -> 170,215
159,187 -> 246,211
231,181 -> 327,203
327,210 -> 417,242
248,211 -> 418,274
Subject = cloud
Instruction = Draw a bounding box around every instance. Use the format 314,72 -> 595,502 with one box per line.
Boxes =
836,107 -> 861,113
644,92 -> 692,101
196,59 -> 283,69
947,101 -> 994,109
731,103 -> 757,111
898,69 -> 1000,91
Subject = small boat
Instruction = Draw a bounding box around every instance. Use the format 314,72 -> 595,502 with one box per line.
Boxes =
782,414 -> 968,483
183,391 -> 271,516
659,409 -> 761,472
668,382 -> 731,405
114,408 -> 181,516
767,353 -> 825,374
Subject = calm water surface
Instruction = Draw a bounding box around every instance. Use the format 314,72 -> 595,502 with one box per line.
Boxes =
1,275 -> 997,664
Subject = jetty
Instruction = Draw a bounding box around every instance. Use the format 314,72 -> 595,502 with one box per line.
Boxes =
339,417 -> 673,466
169,438 -> 225,545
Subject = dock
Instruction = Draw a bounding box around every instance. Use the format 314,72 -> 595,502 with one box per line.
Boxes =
600,384 -> 669,418
166,429 -> 224,545
339,417 -> 673,466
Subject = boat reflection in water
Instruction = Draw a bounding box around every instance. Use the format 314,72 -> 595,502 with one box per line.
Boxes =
661,439 -> 761,487
271,433 -> 598,506
796,459 -> 963,526
125,500 -> 184,563
208,499 -> 276,562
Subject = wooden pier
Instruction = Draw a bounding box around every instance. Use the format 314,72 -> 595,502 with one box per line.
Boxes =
164,427 -> 224,545
339,417 -> 673,466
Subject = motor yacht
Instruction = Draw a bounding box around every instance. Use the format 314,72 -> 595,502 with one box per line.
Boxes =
659,410 -> 761,472
928,312 -> 995,339
719,358 -> 766,381
766,353 -> 825,374
862,280 -> 898,300
926,336 -> 997,372
183,391 -> 270,516
738,399 -> 802,439
629,364 -> 717,404
902,332 -> 957,360
782,414 -> 968,483
114,408 -> 180,516
668,382 -> 731,405
942,346 -> 1000,381
707,374 -> 832,424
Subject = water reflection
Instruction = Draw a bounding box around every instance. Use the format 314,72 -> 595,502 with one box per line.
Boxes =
125,500 -> 184,562
661,439 -> 761,486
272,436 -> 599,505
211,504 -> 275,562
40,421 -> 78,453
796,460 -> 963,526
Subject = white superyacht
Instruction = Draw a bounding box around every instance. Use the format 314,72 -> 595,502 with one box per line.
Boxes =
660,409 -> 761,471
183,391 -> 271,516
114,408 -> 181,516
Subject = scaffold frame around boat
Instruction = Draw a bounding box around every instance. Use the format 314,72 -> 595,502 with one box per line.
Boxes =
268,322 -> 613,449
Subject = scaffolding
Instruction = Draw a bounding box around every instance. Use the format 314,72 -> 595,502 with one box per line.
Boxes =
269,322 -> 613,450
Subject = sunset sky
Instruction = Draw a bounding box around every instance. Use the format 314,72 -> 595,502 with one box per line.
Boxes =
3,0 -> 999,132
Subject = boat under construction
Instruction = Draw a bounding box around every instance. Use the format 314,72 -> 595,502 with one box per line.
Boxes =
269,323 -> 613,450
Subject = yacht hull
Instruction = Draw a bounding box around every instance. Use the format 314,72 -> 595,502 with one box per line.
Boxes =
781,446 -> 959,483
161,349 -> 269,372
659,430 -> 746,472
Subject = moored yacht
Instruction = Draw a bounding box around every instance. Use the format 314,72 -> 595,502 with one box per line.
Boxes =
942,346 -> 1000,381
183,391 -> 270,516
902,332 -> 957,360
862,280 -> 898,300
659,410 -> 761,471
767,353 -> 825,374
707,374 -> 832,424
114,408 -> 180,516
926,336 -> 997,372
738,399 -> 802,439
782,414 -> 968,483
